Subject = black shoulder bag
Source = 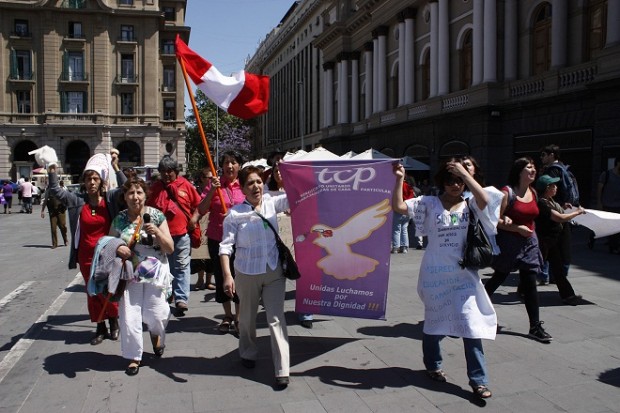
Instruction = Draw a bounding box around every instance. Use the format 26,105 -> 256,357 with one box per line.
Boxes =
254,211 -> 301,280
459,198 -> 494,270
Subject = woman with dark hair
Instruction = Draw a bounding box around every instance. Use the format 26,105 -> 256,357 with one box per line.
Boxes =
109,177 -> 174,376
393,158 -> 502,399
220,165 -> 290,388
484,157 -> 552,343
47,153 -> 127,345
198,150 -> 245,333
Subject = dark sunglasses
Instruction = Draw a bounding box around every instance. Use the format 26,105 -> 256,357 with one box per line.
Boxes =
445,177 -> 464,186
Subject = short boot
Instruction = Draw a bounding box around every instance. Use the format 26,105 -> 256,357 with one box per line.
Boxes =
90,322 -> 108,345
108,317 -> 119,341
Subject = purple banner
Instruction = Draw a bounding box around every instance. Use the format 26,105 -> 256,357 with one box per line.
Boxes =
279,159 -> 395,320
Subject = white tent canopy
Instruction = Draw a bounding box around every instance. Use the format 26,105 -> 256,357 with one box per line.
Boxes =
401,156 -> 430,171
350,148 -> 395,160
339,150 -> 358,159
294,147 -> 340,160
283,150 -> 307,161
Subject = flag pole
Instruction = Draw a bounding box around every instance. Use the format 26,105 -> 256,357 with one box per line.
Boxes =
178,56 -> 228,214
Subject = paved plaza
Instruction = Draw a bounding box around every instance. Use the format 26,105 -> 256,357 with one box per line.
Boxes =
0,211 -> 619,412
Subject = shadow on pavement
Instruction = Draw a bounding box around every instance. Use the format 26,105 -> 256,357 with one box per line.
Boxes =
599,367 -> 620,388
357,321 -> 424,340
43,351 -> 122,378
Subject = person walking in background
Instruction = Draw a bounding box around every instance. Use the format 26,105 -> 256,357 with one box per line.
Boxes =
1,180 -> 13,213
535,175 -> 586,305
484,157 -> 552,343
197,151 -> 245,333
597,159 -> 620,254
392,176 -> 414,254
47,152 -> 127,345
220,166 -> 291,388
40,180 -> 68,249
540,144 -> 580,207
392,159 -> 501,399
146,155 -> 201,316
109,177 -> 174,376
20,177 -> 33,214
193,166 -> 215,291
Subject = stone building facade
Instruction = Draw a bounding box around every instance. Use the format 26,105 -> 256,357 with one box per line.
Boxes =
0,0 -> 189,182
246,0 -> 620,206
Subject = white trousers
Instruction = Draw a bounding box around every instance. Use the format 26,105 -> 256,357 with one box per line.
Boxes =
119,281 -> 170,361
235,263 -> 289,377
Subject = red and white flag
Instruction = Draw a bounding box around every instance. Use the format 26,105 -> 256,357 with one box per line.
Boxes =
175,36 -> 269,120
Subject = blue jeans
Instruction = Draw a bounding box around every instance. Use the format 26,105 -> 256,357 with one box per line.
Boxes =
392,212 -> 410,248
168,234 -> 191,305
422,333 -> 488,387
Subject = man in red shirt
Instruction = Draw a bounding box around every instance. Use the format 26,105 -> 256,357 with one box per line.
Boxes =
147,156 -> 201,314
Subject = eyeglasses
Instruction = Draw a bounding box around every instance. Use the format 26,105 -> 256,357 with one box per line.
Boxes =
445,177 -> 464,186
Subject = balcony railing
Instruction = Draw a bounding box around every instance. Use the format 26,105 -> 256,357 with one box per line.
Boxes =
66,33 -> 86,40
9,72 -> 35,81
61,0 -> 86,9
11,31 -> 31,38
60,71 -> 88,82
118,34 -> 137,42
115,74 -> 139,84
161,84 -> 175,92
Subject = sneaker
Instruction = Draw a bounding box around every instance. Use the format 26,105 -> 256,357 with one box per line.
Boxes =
528,321 -> 552,343
399,247 -> 408,254
391,247 -> 398,254
562,294 -> 583,306
426,369 -> 447,382
537,280 -> 549,286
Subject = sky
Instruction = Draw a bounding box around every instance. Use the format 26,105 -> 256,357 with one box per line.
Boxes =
183,0 -> 296,112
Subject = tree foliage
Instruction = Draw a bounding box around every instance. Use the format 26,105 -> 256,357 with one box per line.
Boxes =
185,90 -> 254,175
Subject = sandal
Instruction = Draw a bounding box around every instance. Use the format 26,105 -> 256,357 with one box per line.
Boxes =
125,361 -> 140,376
194,278 -> 205,291
426,369 -> 447,382
472,385 -> 492,399
206,283 -> 216,290
151,335 -> 165,358
218,316 -> 233,333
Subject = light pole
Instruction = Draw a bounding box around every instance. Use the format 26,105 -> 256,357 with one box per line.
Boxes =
298,80 -> 304,150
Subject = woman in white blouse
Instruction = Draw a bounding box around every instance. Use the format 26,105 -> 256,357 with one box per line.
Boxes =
220,166 -> 291,388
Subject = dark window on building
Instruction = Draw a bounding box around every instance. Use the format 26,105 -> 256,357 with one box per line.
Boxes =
68,22 -> 83,39
163,100 -> 175,120
163,66 -> 175,91
162,7 -> 175,21
121,54 -> 134,82
460,30 -> 473,90
161,39 -> 175,54
532,2 -> 552,75
63,51 -> 85,81
587,0 -> 607,59
61,91 -> 87,113
121,93 -> 134,115
121,25 -> 135,41
421,50 -> 430,100
10,50 -> 33,80
14,19 -> 29,37
120,0 -> 134,5
17,91 -> 31,113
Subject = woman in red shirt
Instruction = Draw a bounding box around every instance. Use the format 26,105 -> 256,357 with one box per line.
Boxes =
484,157 -> 552,343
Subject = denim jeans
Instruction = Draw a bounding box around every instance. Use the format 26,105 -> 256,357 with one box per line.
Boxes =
392,212 -> 410,248
168,234 -> 191,305
422,333 -> 488,387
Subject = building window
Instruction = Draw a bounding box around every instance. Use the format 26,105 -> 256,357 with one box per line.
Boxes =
421,50 -> 430,100
119,0 -> 134,5
388,67 -> 398,110
163,100 -> 175,120
68,22 -> 83,39
61,0 -> 86,9
161,39 -> 175,55
162,7 -> 175,21
121,54 -> 135,82
61,91 -> 86,113
532,2 -> 552,75
17,91 -> 31,113
14,19 -> 29,37
63,51 -> 85,81
163,66 -> 175,91
121,93 -> 134,115
10,50 -> 33,80
120,25 -> 135,41
586,0 -> 607,59
459,30 -> 473,90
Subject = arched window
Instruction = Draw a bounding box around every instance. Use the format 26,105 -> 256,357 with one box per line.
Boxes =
421,49 -> 431,100
586,0 -> 607,59
117,140 -> 142,166
65,140 -> 91,183
460,30 -> 473,90
532,2 -> 552,75
388,61 -> 398,110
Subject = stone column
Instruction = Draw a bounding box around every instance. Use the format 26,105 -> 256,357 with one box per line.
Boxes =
438,0 -> 449,95
483,0 -> 497,82
323,62 -> 334,128
551,0 -> 567,68
607,0 -> 620,46
430,1 -> 439,97
398,18 -> 406,106
351,52 -> 360,123
504,0 -> 517,81
403,8 -> 416,104
377,26 -> 388,112
372,36 -> 379,112
364,43 -> 373,118
472,0 -> 484,85
337,54 -> 349,124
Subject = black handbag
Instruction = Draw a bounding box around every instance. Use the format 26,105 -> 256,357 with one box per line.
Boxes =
254,211 -> 301,280
459,198 -> 494,270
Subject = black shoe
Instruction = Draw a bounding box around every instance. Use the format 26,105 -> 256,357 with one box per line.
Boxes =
125,362 -> 140,376
528,321 -> 552,343
151,335 -> 165,358
90,322 -> 108,345
275,376 -> 289,388
562,294 -> 583,306
300,319 -> 313,329
241,358 -> 256,369
108,317 -> 119,341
